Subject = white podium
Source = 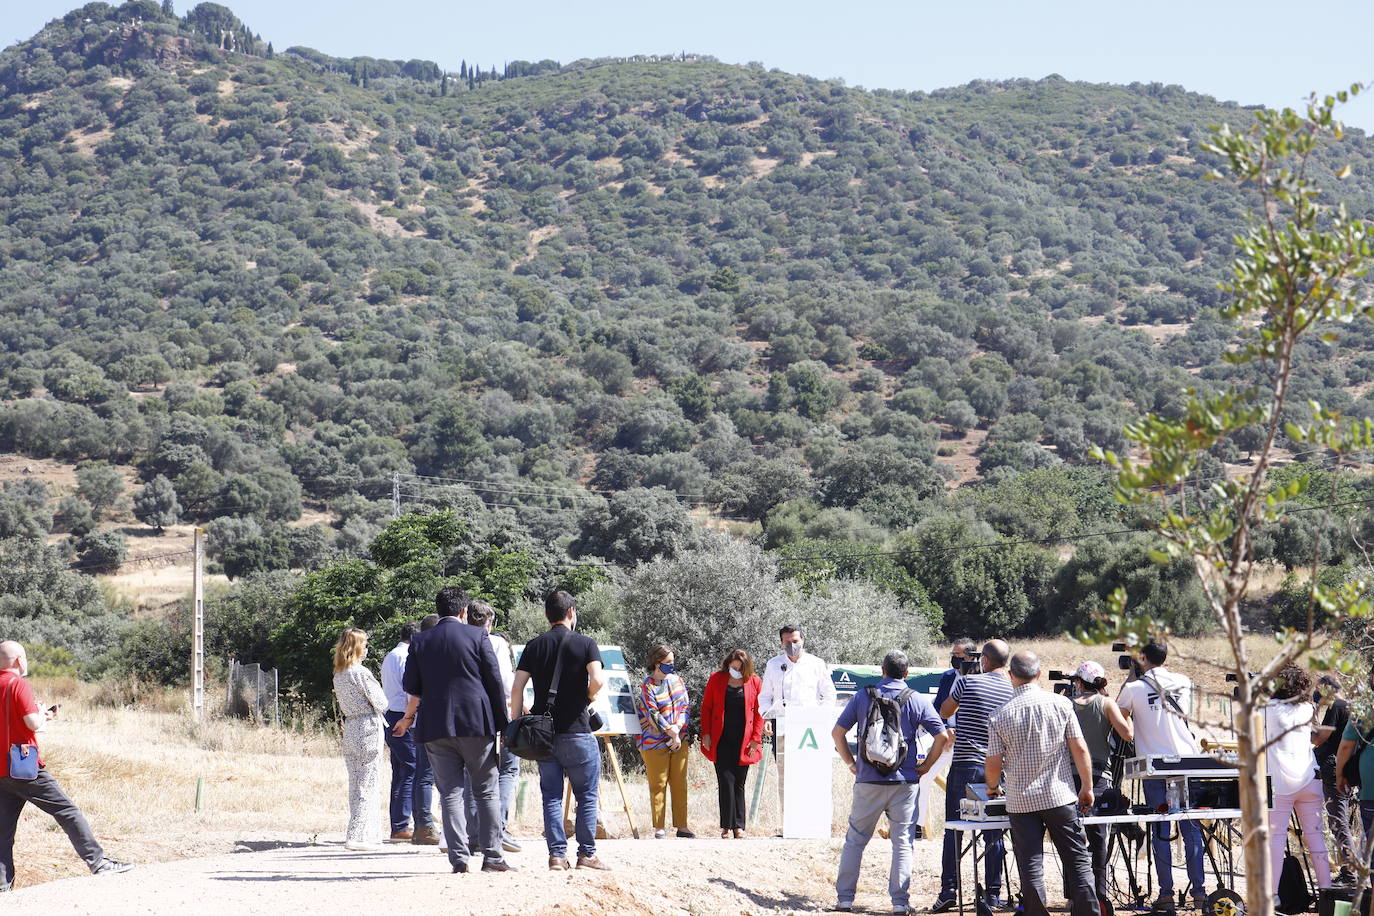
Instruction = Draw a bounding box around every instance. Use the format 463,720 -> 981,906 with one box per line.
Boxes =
782,706 -> 836,838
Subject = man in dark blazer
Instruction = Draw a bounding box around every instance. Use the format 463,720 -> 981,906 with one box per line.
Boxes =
393,587 -> 513,873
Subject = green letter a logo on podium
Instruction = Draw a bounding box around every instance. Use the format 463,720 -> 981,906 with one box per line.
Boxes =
797,728 -> 819,750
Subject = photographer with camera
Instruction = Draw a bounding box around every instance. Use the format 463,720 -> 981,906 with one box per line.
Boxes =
910,638 -> 978,845
932,640 -> 1014,913
1117,640 -> 1204,915
510,591 -> 610,871
1069,661 -> 1133,905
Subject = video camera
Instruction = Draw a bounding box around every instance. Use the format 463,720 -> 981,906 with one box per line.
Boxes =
1048,670 -> 1075,697
956,658 -> 981,676
1112,643 -> 1142,678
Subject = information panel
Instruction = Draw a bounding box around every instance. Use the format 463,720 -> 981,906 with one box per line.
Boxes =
782,705 -> 837,839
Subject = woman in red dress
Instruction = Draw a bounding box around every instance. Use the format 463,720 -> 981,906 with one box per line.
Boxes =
699,649 -> 765,838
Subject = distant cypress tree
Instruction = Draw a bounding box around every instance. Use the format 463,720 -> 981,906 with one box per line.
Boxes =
266,41 -> 274,59
161,0 -> 175,16
459,60 -> 467,79
467,72 -> 475,90
440,74 -> 448,96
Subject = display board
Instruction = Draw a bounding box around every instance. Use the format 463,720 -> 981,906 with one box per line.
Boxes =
782,705 -> 838,838
512,643 -> 641,736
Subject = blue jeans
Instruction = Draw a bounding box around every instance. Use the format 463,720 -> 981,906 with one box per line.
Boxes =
941,762 -> 1004,899
538,732 -> 601,859
1143,779 -> 1205,896
464,743 -> 521,842
384,710 -> 433,831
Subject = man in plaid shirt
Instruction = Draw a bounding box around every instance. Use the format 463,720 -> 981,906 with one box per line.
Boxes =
986,651 -> 1098,916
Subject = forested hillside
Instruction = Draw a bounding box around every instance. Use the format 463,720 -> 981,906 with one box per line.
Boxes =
2,2 -> 1373,690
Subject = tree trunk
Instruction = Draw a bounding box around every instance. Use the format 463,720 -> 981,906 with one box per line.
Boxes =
1237,709 -> 1272,916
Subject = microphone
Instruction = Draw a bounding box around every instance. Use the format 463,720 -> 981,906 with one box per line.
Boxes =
781,663 -> 788,671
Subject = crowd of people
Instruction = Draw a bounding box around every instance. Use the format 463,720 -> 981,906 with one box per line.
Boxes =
327,597 -> 1374,913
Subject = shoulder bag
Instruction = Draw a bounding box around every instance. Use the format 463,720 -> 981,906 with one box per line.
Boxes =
503,635 -> 570,761
8,743 -> 38,780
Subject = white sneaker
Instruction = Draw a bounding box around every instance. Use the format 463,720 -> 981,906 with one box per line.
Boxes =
654,828 -> 666,839
345,840 -> 383,851
502,837 -> 523,853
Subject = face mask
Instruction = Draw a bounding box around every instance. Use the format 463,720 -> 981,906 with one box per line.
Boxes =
950,655 -> 961,670
1314,691 -> 1324,704
729,666 -> 743,679
659,663 -> 675,675
785,643 -> 802,658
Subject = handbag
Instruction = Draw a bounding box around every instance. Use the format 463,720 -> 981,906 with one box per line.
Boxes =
503,634 -> 571,761
8,743 -> 38,780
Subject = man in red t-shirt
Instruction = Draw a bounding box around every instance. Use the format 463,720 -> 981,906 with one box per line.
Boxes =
0,641 -> 131,891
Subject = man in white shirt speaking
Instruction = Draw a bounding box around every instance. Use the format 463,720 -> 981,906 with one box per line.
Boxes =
1117,640 -> 1205,915
759,624 -> 836,832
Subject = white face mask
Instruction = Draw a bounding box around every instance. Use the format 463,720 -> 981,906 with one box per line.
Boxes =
729,666 -> 743,679
784,642 -> 802,658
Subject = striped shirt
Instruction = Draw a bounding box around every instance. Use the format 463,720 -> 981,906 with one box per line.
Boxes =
636,674 -> 690,751
949,671 -> 1013,764
988,684 -> 1083,814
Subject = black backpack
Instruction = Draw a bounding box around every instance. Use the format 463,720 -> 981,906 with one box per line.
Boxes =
859,686 -> 913,776
1278,849 -> 1312,914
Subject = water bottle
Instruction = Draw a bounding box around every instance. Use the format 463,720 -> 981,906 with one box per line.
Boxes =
1165,780 -> 1182,813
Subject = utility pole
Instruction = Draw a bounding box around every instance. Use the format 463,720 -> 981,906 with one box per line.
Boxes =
392,472 -> 401,519
192,529 -> 205,722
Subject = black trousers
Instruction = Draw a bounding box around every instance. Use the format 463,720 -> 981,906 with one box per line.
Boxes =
1320,756 -> 1355,872
0,768 -> 104,886
1009,802 -> 1100,916
714,757 -> 750,829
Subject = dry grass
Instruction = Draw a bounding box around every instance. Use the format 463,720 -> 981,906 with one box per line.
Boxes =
12,678 -> 341,889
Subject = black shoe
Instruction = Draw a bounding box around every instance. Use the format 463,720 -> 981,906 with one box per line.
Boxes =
452,861 -> 468,874
481,859 -> 517,873
931,898 -> 957,913
676,828 -> 696,839
986,896 -> 1007,910
92,859 -> 134,876
913,825 -> 924,840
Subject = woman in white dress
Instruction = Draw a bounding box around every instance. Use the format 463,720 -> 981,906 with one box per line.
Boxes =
332,627 -> 387,850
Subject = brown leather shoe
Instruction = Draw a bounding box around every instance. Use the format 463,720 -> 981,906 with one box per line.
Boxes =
549,856 -> 571,871
481,859 -> 517,873
389,829 -> 413,841
576,854 -> 611,871
411,826 -> 439,846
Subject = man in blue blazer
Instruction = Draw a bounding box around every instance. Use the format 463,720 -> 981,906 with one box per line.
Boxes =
394,587 -> 513,873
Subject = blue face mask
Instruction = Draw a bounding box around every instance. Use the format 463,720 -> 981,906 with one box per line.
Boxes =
659,663 -> 675,675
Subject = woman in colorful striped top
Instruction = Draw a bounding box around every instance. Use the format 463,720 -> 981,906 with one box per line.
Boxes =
636,644 -> 695,839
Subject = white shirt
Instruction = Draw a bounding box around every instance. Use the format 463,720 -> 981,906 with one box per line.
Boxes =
759,651 -> 836,735
1264,700 -> 1319,796
489,633 -> 515,713
1118,667 -> 1200,756
380,642 -> 410,713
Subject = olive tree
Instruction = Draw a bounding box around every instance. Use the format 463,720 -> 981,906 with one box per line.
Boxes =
1087,88 -> 1373,916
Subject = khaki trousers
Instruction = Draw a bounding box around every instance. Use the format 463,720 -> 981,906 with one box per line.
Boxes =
640,744 -> 690,829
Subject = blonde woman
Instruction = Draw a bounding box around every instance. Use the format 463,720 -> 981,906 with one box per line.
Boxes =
333,627 -> 388,850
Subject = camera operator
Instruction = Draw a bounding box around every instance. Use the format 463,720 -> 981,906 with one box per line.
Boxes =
932,640 -> 1013,913
986,651 -> 1099,916
1069,661 -> 1133,905
1117,640 -> 1204,915
912,638 -> 977,844
1313,674 -> 1355,884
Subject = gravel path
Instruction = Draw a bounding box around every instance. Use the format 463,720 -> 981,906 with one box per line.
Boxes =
2,835 -> 915,915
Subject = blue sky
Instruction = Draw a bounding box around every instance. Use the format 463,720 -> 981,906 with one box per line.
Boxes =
9,0 -> 1374,133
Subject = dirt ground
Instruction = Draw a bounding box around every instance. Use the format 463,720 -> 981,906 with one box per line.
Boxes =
4,837 -> 875,915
